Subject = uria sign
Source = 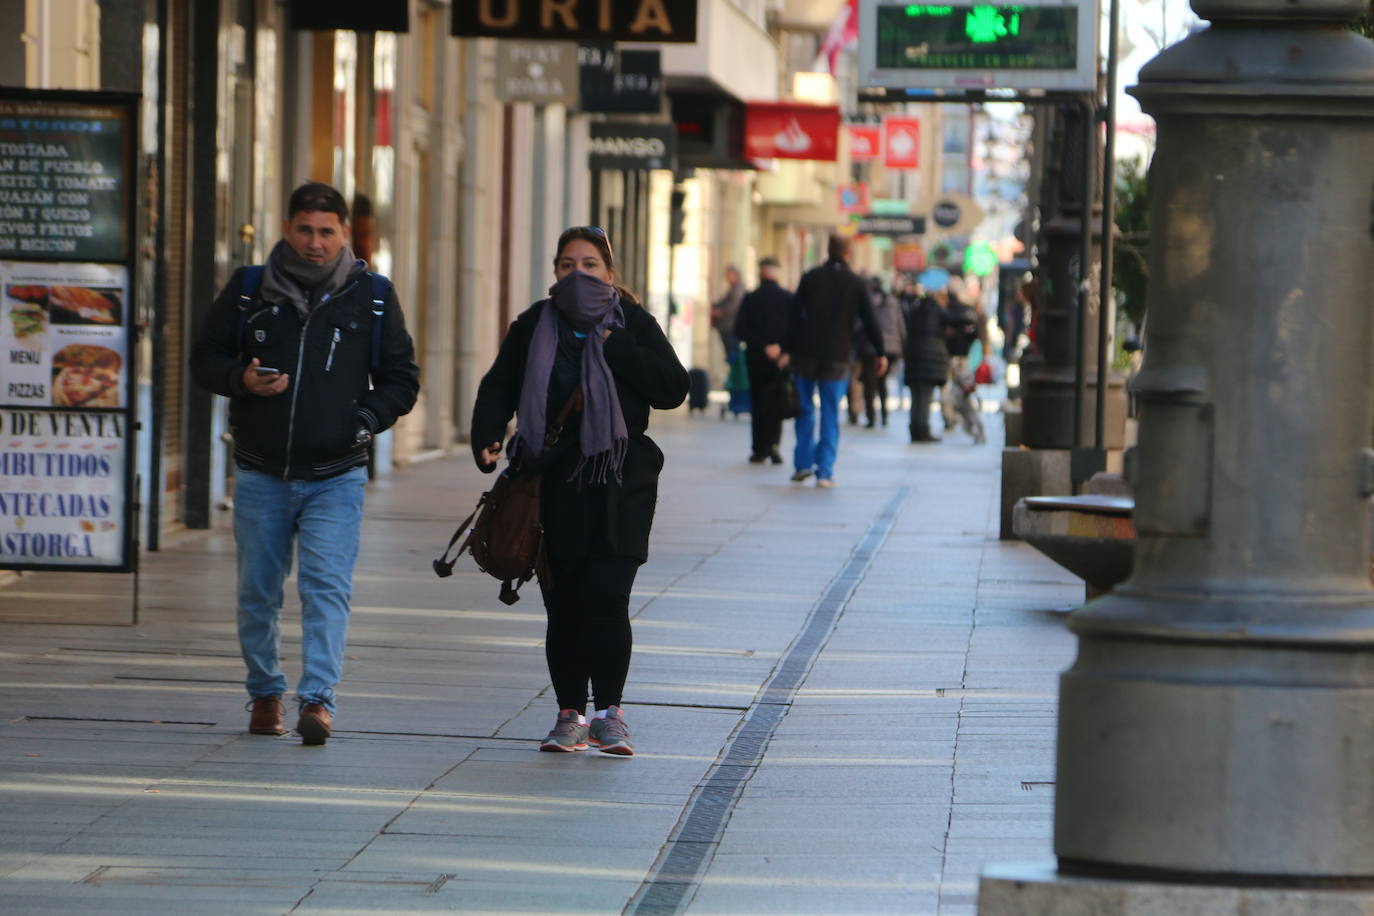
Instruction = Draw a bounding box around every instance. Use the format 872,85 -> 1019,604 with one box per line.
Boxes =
452,0 -> 698,43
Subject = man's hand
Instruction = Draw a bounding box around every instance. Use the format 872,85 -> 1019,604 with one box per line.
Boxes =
876,355 -> 889,376
763,344 -> 781,361
777,352 -> 790,370
242,358 -> 289,396
478,441 -> 502,469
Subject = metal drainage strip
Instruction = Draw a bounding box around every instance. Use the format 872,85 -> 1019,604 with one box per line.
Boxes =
625,487 -> 909,916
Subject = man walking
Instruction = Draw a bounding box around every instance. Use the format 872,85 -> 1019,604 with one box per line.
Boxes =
190,182 -> 420,745
734,256 -> 793,464
784,235 -> 886,487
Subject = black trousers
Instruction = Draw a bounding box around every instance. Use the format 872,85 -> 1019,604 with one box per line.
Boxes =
540,551 -> 640,713
909,380 -> 944,440
745,349 -> 784,458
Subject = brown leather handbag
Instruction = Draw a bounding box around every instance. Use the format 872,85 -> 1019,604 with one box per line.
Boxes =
433,390 -> 582,605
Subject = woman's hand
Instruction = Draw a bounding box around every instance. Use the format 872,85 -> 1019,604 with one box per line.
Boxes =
478,441 -> 503,469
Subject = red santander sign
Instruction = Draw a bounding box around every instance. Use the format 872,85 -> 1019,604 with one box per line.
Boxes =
848,125 -> 880,161
745,102 -> 840,161
883,115 -> 920,170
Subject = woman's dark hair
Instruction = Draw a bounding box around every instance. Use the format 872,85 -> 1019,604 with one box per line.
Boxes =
288,181 -> 349,223
554,226 -> 640,305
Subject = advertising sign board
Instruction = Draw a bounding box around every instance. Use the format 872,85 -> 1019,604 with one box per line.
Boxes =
858,0 -> 1097,94
589,122 -> 676,171
496,41 -> 579,105
579,45 -> 664,114
744,103 -> 840,162
855,215 -> 926,236
847,125 -> 881,161
838,184 -> 870,213
882,115 -> 920,169
0,90 -> 137,573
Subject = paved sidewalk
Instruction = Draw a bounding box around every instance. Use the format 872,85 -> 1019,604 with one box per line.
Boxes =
0,400 -> 1081,915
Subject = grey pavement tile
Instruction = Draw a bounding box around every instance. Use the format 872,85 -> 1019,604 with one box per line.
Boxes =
0,893 -> 300,916
340,832 -> 658,880
387,791 -> 682,841
686,883 -> 941,915
704,853 -> 945,889
297,876 -> 645,914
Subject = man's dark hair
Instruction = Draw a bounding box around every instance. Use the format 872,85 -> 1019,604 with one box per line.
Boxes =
827,234 -> 850,261
288,181 -> 349,223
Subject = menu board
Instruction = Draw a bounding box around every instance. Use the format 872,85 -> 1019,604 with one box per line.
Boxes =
0,98 -> 130,262
0,407 -> 125,566
0,90 -> 136,573
0,262 -> 127,410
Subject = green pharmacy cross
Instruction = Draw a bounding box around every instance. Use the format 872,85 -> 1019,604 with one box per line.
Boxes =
878,3 -> 1077,70
964,6 -> 1020,43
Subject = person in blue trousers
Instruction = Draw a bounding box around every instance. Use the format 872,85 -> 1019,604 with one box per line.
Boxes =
783,235 -> 887,487
190,182 -> 420,745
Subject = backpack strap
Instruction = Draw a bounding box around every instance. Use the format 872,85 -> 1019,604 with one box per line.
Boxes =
368,273 -> 391,371
235,265 -> 265,356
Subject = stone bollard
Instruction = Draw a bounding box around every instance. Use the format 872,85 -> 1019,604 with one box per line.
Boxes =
982,0 -> 1374,907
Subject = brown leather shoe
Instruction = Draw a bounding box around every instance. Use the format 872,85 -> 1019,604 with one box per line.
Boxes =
247,696 -> 284,735
296,703 -> 332,746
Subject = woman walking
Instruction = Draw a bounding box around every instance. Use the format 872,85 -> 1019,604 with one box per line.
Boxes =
471,227 -> 689,756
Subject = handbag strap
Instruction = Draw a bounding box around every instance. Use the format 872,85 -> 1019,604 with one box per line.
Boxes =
544,388 -> 583,448
432,493 -> 487,577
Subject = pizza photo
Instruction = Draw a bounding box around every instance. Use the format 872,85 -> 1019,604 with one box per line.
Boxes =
51,344 -> 122,408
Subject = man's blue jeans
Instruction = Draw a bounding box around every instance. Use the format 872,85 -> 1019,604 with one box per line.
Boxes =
793,375 -> 847,481
233,466 -> 367,712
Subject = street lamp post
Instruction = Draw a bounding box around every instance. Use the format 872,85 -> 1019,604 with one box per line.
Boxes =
982,0 -> 1374,906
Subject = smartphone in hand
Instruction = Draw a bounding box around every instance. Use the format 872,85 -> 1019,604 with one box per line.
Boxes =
253,366 -> 281,377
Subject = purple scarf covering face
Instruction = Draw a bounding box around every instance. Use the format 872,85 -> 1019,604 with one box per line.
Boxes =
514,270 -> 629,484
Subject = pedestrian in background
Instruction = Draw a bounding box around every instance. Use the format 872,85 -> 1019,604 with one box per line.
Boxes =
856,275 -> 903,429
190,181 -> 420,745
941,276 -> 988,444
470,226 -> 688,757
785,234 -> 887,487
734,255 -> 793,464
902,283 -> 951,443
711,264 -> 748,417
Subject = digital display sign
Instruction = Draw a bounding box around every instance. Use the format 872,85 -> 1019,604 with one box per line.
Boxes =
875,5 -> 1077,71
858,0 -> 1096,95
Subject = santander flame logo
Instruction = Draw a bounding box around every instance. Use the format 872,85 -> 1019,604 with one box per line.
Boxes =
774,117 -> 813,154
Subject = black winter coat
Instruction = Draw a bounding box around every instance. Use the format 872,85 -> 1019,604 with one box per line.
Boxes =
944,302 -> 981,358
470,299 -> 689,562
902,296 -> 951,385
785,258 -> 883,381
733,279 -> 792,352
190,262 -> 420,480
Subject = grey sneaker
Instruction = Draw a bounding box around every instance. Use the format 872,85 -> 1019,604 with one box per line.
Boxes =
790,469 -> 814,483
588,706 -> 634,756
540,709 -> 589,752
816,478 -> 835,488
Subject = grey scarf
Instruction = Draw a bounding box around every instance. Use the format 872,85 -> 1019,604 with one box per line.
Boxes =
514,271 -> 628,485
261,239 -> 357,319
